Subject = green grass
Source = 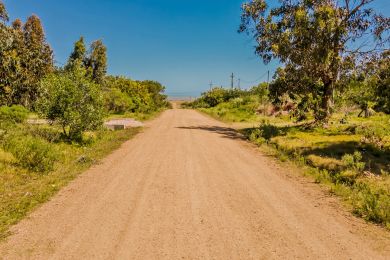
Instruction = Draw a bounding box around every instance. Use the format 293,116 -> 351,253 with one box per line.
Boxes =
198,101 -> 390,229
0,122 -> 141,240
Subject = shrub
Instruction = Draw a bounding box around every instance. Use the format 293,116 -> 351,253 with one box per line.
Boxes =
249,128 -> 266,144
351,183 -> 390,226
4,135 -> 57,172
0,105 -> 29,123
258,121 -> 280,141
356,124 -> 387,150
103,77 -> 169,113
341,151 -> 365,172
37,68 -> 104,141
202,87 -> 226,107
28,125 -> 62,143
104,88 -> 134,114
247,121 -> 280,144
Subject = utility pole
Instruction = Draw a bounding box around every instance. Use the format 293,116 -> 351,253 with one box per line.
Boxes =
209,81 -> 213,90
230,73 -> 234,89
267,70 -> 270,84
238,78 -> 241,89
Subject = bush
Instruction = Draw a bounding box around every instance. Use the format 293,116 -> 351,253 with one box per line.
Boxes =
0,105 -> 29,123
258,121 -> 280,141
37,68 -> 104,141
247,121 -> 280,144
28,125 -> 62,143
104,88 -> 134,114
4,135 -> 57,172
351,183 -> 390,226
356,124 -> 387,150
341,151 -> 365,172
103,77 -> 169,113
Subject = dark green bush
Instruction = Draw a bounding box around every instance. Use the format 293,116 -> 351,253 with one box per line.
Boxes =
247,121 -> 280,144
0,105 -> 29,123
4,135 -> 57,172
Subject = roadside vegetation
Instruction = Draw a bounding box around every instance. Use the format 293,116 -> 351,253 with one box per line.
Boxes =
0,1 -> 169,239
185,0 -> 390,228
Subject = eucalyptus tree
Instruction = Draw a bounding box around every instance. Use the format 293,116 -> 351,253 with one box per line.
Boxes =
0,1 -> 11,104
86,40 -> 107,84
240,0 -> 389,121
17,15 -> 53,107
65,36 -> 87,71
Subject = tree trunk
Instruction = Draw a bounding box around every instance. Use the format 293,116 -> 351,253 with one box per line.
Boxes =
317,80 -> 333,123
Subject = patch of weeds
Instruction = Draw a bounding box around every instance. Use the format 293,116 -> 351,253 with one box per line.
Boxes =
356,124 -> 387,150
342,151 -> 366,172
4,135 -> 58,173
0,105 -> 29,123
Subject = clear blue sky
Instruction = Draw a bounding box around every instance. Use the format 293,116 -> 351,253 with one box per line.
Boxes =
4,0 -> 389,97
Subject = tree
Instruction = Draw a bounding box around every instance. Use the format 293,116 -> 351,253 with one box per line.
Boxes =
18,15 -> 53,107
65,36 -> 86,71
240,0 -> 389,122
86,40 -> 107,84
0,2 -> 18,105
338,50 -> 390,116
0,1 -> 8,22
373,50 -> 390,113
250,82 -> 269,101
140,80 -> 169,109
38,65 -> 104,141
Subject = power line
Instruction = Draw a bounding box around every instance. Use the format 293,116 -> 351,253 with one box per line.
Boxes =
240,71 -> 269,84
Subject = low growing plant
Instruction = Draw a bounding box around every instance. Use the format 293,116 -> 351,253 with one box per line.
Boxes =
4,135 -> 58,173
356,124 -> 387,150
0,105 -> 29,123
341,151 -> 366,172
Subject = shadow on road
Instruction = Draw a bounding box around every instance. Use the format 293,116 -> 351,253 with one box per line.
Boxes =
176,126 -> 245,140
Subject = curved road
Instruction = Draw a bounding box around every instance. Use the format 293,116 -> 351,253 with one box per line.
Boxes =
1,109 -> 389,259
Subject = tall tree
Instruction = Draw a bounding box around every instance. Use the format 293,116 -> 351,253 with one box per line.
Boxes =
0,1 -> 8,22
240,0 -> 389,122
86,40 -> 107,84
17,15 -> 53,107
0,1 -> 15,105
65,36 -> 87,71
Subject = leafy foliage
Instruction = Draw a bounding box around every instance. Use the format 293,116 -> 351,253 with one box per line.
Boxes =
0,105 -> 29,123
86,40 -> 107,84
4,135 -> 57,172
37,65 -> 104,141
65,36 -> 87,72
103,76 -> 169,114
342,151 -> 365,173
187,87 -> 251,108
356,124 -> 387,150
240,0 -> 389,121
0,3 -> 53,108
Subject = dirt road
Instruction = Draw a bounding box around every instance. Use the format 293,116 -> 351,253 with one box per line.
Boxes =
1,109 -> 389,259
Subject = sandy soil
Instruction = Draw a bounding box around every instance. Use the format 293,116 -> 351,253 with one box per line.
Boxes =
1,109 -> 389,259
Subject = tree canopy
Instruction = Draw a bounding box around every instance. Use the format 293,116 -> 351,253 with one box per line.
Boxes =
240,0 -> 389,121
